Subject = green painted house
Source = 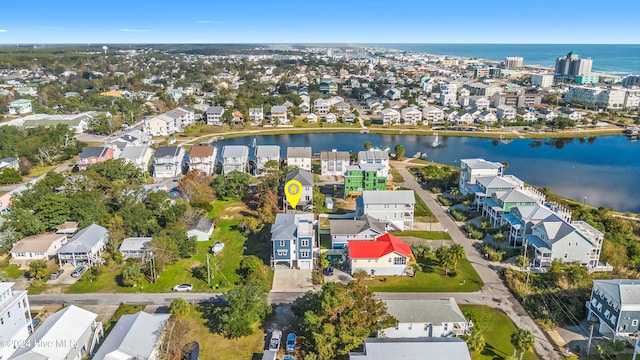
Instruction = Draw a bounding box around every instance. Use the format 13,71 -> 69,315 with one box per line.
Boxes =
344,165 -> 387,197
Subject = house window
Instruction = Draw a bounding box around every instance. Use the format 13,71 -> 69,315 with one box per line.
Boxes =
564,253 -> 568,259
394,257 -> 407,265
301,240 -> 309,247
604,310 -> 611,319
280,240 -> 285,247
633,320 -> 639,327
277,250 -> 288,256
300,251 -> 309,258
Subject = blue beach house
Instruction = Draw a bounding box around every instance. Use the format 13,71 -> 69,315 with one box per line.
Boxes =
271,213 -> 316,270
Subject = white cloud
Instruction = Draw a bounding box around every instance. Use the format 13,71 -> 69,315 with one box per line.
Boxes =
0,29 -> 8,33
119,28 -> 151,32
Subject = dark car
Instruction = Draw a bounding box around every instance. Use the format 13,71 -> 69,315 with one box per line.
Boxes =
324,266 -> 334,276
50,269 -> 64,280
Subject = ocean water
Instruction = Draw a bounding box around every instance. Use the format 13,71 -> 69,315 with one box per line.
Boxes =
365,44 -> 640,75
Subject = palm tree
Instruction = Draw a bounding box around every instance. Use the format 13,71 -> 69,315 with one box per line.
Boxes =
510,329 -> 536,360
449,243 -> 466,271
463,326 -> 485,353
516,255 -> 528,270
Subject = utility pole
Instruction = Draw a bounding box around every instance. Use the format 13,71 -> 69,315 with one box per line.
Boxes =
206,254 -> 211,286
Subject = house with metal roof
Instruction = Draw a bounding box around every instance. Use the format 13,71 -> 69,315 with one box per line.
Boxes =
467,174 -> 522,210
92,311 -> 170,360
271,213 -> 315,270
0,157 -> 19,172
152,146 -> 185,178
120,145 -> 154,171
380,298 -> 472,338
356,190 -> 415,231
206,106 -> 224,125
357,150 -> 389,177
119,237 -> 153,259
348,234 -> 412,276
9,305 -> 103,360
221,145 -> 249,175
255,145 -> 280,175
349,338 -> 471,360
57,224 -> 108,266
320,150 -> 350,176
270,105 -> 288,125
286,147 -> 312,171
458,158 -> 504,196
10,233 -> 67,269
482,187 -> 545,227
329,215 -> 386,249
0,282 -> 33,360
587,279 -> 640,340
143,106 -> 195,135
19,112 -> 98,133
187,217 -> 214,241
7,99 -> 32,115
284,169 -> 314,207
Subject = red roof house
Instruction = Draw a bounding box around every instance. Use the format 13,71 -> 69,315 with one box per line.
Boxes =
348,234 -> 413,276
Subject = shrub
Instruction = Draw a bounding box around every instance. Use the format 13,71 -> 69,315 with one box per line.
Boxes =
438,197 -> 453,206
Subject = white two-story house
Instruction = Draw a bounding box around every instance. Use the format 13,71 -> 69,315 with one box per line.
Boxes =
0,282 -> 33,360
221,145 -> 249,175
187,145 -> 217,175
255,145 -> 281,175
152,146 -> 185,178
320,150 -> 350,176
356,190 -> 415,231
286,147 -> 312,171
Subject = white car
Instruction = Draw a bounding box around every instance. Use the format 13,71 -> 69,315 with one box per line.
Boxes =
210,242 -> 225,255
172,283 -> 193,292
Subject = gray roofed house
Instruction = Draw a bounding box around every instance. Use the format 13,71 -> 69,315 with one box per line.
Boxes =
0,157 -> 19,171
329,215 -> 387,249
255,145 -> 281,175
119,237 -> 153,259
356,190 -> 415,231
380,298 -> 471,338
77,146 -> 116,168
320,150 -> 350,176
286,146 -> 312,171
221,145 -> 249,175
588,279 -> 640,339
187,216 -> 214,241
271,213 -> 315,269
349,338 -> 471,360
57,224 -> 109,266
206,106 -> 225,125
120,145 -> 153,171
284,169 -> 314,206
358,150 -> 390,177
92,312 -> 170,360
153,146 -> 185,178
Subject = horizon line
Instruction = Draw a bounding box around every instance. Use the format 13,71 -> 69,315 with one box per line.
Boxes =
0,42 -> 639,46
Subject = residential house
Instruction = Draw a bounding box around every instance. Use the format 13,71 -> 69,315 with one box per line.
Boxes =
0,157 -> 19,172
496,105 -> 517,121
221,145 -> 249,175
476,110 -> 497,123
525,214 -> 603,269
324,113 -> 338,123
422,106 -> 444,124
401,107 -> 422,125
270,213 -> 316,270
386,88 -> 402,100
0,282 -> 32,360
143,107 -> 195,136
271,105 -> 288,125
334,101 -> 351,114
187,216 -> 214,241
356,190 -> 415,231
307,113 -> 318,123
522,111 -> 537,122
320,150 -> 350,176
77,146 -> 116,168
188,145 -> 217,175
344,113 -> 356,123
20,112 -> 97,133
458,158 -> 504,196
558,107 -> 584,121
57,224 -> 109,266
314,98 -> 331,115
587,280 -> 640,340
536,108 -> 557,121
348,233 -> 412,276
380,108 -> 401,125
9,233 -> 67,269
152,146 -> 185,178
92,312 -> 170,360
15,86 -> 37,96
7,99 -> 32,115
467,175 -> 522,210
469,96 -> 491,110
286,146 -> 312,171
320,79 -> 338,94
109,130 -> 151,149
503,204 -> 566,246
231,110 -> 245,125
483,187 -> 545,227
205,106 -> 224,126
358,150 -> 390,177
300,102 -> 311,114
380,298 -> 472,338
344,165 -> 388,197
255,145 -> 281,175
119,146 -> 153,172
285,169 -> 314,207
329,215 -> 386,249
9,305 -> 103,360
349,338 -> 471,360
119,237 -> 153,259
455,111 -> 474,124
249,107 -> 264,124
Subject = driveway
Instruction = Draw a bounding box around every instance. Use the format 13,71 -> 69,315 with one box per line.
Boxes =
271,268 -> 314,293
45,264 -> 80,285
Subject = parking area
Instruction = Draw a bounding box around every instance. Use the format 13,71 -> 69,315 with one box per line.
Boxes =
45,264 -> 81,285
271,268 -> 314,293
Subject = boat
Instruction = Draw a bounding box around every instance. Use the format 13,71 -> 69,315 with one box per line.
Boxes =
269,330 -> 282,351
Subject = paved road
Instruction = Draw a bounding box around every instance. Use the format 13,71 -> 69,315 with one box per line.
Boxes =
28,293 -> 224,306
392,162 -> 564,360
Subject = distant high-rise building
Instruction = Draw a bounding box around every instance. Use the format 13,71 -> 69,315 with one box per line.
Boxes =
531,74 -> 554,88
555,51 -> 593,79
504,57 -> 524,69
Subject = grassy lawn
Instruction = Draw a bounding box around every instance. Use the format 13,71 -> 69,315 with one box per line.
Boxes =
366,255 -> 483,292
390,166 -> 405,182
28,164 -> 59,177
409,158 -> 430,165
398,188 -> 433,218
460,305 -> 539,360
392,230 -> 452,241
0,259 -> 25,279
67,201 -> 271,294
319,234 -> 332,250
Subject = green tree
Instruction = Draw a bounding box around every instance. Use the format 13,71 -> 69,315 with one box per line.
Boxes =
121,263 -> 144,287
435,246 -> 456,275
394,144 -> 405,160
29,259 -> 48,280
212,171 -> 252,199
516,255 -> 529,270
87,159 -> 144,183
88,113 -> 120,135
449,243 -> 466,270
217,279 -> 271,338
292,281 -> 397,360
364,141 -> 372,150
177,170 -> 215,204
510,329 -> 536,360
169,298 -> 191,318
0,168 -> 22,184
463,326 -> 486,354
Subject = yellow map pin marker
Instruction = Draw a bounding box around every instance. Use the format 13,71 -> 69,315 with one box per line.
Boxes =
285,179 -> 303,208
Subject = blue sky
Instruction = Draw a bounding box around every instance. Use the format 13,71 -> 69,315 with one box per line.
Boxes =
0,0 -> 637,44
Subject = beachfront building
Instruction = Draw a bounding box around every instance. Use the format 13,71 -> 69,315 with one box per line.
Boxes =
0,282 -> 33,360
270,213 -> 316,270
564,86 -> 627,109
458,158 -> 504,196
555,51 -> 593,79
320,150 -> 350,176
482,187 -> 545,227
356,190 -> 415,231
531,73 -> 554,88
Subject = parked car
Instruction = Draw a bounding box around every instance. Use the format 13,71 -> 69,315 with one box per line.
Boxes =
71,265 -> 88,278
286,333 -> 296,352
50,269 -> 64,280
283,356 -> 295,360
324,266 -> 334,276
172,283 -> 193,292
210,242 -> 225,255
269,330 -> 282,351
